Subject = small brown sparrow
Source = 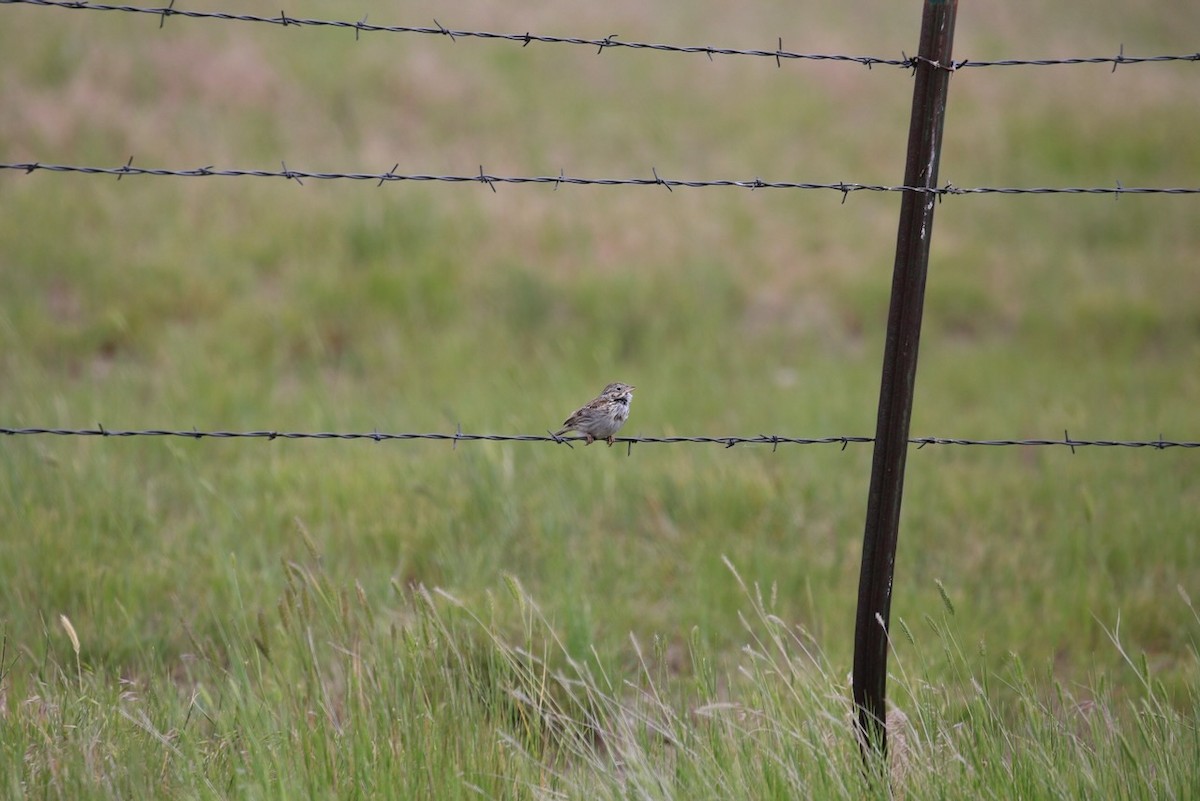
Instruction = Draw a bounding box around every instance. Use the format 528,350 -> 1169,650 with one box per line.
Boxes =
553,382 -> 635,446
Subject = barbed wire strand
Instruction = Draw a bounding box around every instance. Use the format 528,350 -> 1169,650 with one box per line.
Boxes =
2,427 -> 1196,453
4,162 -> 1199,198
2,0 -> 1198,71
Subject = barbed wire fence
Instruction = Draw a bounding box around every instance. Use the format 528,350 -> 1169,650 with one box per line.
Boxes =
4,0 -> 1199,70
3,0 -> 1198,767
2,2 -> 1196,449
5,161 -> 1200,197
2,427 -> 1198,452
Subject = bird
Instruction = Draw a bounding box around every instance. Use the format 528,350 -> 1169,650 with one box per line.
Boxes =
553,382 -> 636,446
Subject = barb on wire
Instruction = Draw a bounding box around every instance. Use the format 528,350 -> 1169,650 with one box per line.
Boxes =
3,162 -> 1199,197
1,427 -> 1197,450
3,0 -> 1198,72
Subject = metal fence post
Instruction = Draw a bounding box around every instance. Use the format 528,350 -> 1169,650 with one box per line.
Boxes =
852,0 -> 958,761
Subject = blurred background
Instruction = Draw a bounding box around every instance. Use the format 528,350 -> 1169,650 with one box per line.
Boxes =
2,1 -> 1198,697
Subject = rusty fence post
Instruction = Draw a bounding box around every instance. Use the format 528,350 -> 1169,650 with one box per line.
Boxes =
852,0 -> 958,761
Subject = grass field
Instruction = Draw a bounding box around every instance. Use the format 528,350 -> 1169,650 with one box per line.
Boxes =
2,1 -> 1199,797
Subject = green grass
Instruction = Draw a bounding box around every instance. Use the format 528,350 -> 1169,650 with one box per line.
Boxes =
2,1 -> 1199,797
3,559 -> 1197,798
